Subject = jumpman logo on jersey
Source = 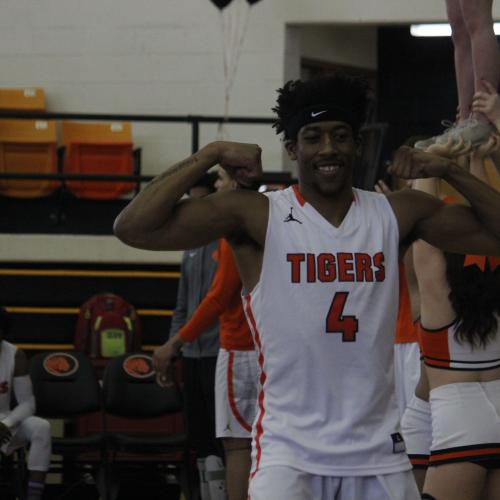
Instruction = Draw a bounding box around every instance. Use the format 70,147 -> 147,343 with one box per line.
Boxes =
0,381 -> 8,394
283,207 -> 302,224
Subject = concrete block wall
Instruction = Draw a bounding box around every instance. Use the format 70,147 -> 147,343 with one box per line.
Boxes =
1,0 -> 487,263
0,0 -> 288,174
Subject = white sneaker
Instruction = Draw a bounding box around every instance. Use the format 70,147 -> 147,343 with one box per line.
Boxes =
440,117 -> 494,146
414,120 -> 456,150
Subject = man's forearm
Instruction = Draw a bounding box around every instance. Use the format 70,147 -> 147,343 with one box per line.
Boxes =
443,162 -> 500,238
114,143 -> 219,241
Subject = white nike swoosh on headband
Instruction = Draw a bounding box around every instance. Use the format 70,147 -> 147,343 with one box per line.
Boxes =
311,110 -> 327,118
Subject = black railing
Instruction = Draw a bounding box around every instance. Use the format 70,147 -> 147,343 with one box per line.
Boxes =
0,110 -> 275,154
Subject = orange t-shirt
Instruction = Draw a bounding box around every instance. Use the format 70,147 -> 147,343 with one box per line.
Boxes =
178,239 -> 254,351
394,262 -> 418,344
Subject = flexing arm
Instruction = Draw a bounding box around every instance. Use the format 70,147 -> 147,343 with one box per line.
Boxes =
388,146 -> 500,255
1,350 -> 35,430
114,141 -> 265,251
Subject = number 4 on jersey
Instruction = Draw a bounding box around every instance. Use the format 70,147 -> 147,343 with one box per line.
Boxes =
326,292 -> 359,342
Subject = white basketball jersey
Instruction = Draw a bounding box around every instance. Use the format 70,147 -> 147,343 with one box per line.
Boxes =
0,341 -> 17,421
244,185 -> 409,476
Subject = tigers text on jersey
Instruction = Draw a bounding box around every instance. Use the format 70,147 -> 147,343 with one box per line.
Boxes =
244,185 -> 410,476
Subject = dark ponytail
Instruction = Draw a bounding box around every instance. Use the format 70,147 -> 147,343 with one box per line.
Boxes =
445,253 -> 500,348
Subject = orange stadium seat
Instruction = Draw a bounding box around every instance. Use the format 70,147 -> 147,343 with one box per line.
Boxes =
0,119 -> 59,198
61,121 -> 136,200
0,87 -> 45,111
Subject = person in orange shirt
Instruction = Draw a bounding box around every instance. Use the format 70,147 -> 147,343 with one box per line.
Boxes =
153,168 -> 258,500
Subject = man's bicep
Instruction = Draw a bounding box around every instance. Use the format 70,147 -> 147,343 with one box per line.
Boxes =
416,203 -> 500,255
130,192 -> 248,251
387,189 -> 441,245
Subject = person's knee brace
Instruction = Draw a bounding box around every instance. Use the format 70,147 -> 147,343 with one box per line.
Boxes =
196,458 -> 211,500
27,418 -> 51,471
204,454 -> 226,500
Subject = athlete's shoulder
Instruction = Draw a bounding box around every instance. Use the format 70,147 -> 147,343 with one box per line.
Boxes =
263,185 -> 294,200
353,187 -> 395,215
353,187 -> 386,202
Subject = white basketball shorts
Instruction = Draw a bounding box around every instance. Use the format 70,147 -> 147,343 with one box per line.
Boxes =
248,466 -> 420,500
393,342 -> 421,418
215,348 -> 258,439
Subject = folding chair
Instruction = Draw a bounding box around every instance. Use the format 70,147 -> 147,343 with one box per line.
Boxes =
0,119 -> 59,198
61,121 -> 139,199
103,353 -> 192,500
29,351 -> 108,499
0,87 -> 45,112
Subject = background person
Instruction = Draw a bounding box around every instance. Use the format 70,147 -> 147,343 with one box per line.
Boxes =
162,172 -> 222,500
0,307 -> 51,500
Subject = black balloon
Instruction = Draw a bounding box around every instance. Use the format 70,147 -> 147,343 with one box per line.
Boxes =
210,0 -> 233,9
246,0 -> 262,4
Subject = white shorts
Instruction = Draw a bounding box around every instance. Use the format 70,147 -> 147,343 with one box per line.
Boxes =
248,466 -> 420,500
401,396 -> 431,469
429,380 -> 500,467
393,342 -> 421,418
215,348 -> 258,439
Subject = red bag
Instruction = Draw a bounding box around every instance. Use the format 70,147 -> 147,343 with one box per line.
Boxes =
74,292 -> 142,358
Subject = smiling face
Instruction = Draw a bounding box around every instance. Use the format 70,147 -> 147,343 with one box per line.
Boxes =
286,120 -> 359,197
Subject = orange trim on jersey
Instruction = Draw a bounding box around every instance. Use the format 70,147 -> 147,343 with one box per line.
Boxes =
409,455 -> 430,468
430,446 -> 500,464
292,184 -> 356,206
227,351 -> 252,433
178,239 -> 254,351
244,295 -> 266,479
418,323 -> 451,368
395,262 -> 418,344
292,184 -> 306,206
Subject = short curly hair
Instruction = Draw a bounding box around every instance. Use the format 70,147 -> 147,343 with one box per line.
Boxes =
272,73 -> 371,141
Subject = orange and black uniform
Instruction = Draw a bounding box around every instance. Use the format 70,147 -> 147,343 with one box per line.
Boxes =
178,239 -> 254,351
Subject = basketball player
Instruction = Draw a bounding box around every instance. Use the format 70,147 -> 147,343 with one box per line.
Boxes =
0,307 -> 51,500
114,73 -> 500,500
154,167 -> 258,500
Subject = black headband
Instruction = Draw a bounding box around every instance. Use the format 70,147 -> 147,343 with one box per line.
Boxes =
285,104 -> 360,139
